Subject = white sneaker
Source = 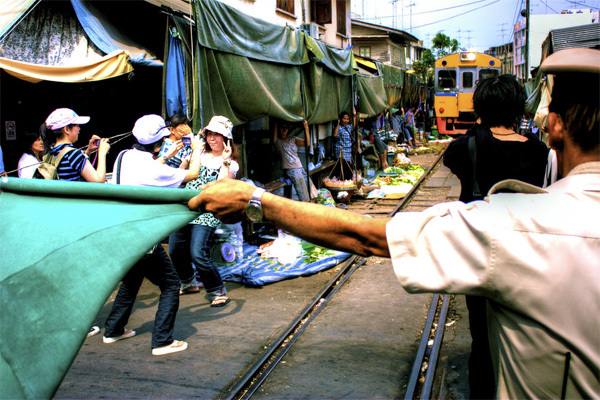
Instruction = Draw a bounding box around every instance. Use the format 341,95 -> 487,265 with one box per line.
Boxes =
152,340 -> 188,356
103,329 -> 136,343
87,326 -> 100,338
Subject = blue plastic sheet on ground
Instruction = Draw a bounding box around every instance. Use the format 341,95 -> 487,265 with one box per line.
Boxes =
217,244 -> 352,287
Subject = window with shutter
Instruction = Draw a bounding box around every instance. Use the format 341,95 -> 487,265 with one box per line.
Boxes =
276,0 -> 295,14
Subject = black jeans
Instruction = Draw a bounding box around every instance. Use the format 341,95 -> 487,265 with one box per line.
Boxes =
466,294 -> 496,399
104,245 -> 181,349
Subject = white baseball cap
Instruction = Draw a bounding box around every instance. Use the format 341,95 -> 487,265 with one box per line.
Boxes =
132,114 -> 171,145
45,108 -> 90,130
202,115 -> 233,140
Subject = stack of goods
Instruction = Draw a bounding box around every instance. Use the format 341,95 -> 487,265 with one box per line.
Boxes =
368,164 -> 426,199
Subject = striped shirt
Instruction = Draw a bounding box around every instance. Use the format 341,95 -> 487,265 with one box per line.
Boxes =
51,143 -> 87,181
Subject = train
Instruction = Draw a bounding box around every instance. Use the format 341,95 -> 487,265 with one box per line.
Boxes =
433,51 -> 501,135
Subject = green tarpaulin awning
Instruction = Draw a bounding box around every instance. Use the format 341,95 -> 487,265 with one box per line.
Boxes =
0,177 -> 201,399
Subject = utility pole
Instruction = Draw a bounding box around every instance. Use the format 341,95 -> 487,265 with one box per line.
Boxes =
390,0 -> 399,29
407,2 -> 416,32
525,0 -> 530,81
464,29 -> 473,50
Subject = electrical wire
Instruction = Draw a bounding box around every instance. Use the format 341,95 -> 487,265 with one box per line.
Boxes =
410,0 -> 500,30
357,0 -> 493,20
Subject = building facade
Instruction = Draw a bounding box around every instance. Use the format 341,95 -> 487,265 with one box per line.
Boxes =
485,42 -> 514,76
513,9 -> 599,80
350,19 -> 422,69
218,0 -> 352,49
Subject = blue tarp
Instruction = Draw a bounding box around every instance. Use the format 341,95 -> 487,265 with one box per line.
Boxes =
71,0 -> 162,67
166,34 -> 188,117
218,243 -> 352,287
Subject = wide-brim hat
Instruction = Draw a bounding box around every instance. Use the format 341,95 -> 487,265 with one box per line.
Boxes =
540,48 -> 600,74
46,108 -> 90,130
132,114 -> 171,145
202,115 -> 233,140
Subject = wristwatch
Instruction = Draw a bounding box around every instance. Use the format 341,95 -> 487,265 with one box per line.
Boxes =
223,159 -> 231,167
246,187 -> 266,222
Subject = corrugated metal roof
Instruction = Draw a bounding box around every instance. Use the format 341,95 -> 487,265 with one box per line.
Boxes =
551,23 -> 600,51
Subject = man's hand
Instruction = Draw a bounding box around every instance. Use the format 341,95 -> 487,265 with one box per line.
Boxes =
188,179 -> 255,223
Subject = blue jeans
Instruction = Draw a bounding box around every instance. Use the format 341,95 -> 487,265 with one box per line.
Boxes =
169,224 -> 227,299
104,245 -> 180,349
284,168 -> 310,202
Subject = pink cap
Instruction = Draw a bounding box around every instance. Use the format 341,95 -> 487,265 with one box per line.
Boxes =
45,108 -> 90,130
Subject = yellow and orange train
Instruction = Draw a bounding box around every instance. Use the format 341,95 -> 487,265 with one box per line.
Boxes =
433,51 -> 501,135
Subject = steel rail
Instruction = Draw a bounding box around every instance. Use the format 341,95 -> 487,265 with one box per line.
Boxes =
402,150 -> 452,399
420,295 -> 451,399
223,149 -> 449,400
220,255 -> 362,400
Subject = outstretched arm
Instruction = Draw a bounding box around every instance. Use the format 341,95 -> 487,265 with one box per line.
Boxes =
295,120 -> 310,147
188,179 -> 391,257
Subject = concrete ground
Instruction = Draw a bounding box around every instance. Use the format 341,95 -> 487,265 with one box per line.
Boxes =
54,154 -> 473,400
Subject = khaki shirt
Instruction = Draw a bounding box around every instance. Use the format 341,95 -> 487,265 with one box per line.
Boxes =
387,162 -> 600,399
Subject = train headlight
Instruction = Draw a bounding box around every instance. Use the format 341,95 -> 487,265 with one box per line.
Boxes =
439,108 -> 444,114
460,52 -> 477,61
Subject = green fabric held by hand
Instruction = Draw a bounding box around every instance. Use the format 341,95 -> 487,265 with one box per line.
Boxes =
0,177 -> 201,399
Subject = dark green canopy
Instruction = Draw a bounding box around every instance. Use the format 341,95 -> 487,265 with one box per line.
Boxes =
167,0 -> 416,128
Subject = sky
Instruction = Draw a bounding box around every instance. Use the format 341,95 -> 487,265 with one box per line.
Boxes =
351,0 -> 600,51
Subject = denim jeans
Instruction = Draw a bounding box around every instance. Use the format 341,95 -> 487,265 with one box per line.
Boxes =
104,245 -> 180,349
169,224 -> 227,299
284,167 -> 310,202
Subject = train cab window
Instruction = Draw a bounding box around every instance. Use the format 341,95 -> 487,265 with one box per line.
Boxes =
462,71 -> 474,89
479,68 -> 500,81
437,70 -> 456,89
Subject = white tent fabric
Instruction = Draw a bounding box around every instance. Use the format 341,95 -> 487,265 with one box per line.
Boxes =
0,0 -> 38,41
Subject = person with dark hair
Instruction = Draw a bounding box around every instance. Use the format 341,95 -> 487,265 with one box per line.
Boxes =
40,108 -> 110,182
442,73 -> 550,399
273,119 -> 312,202
170,116 -> 239,305
333,111 -> 355,165
188,48 -> 599,398
103,114 -> 203,356
157,113 -> 193,169
17,131 -> 44,178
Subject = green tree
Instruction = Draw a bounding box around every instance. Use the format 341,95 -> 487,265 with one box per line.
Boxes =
413,49 -> 436,86
431,32 -> 460,59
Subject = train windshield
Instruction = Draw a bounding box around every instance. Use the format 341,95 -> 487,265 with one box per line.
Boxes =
479,68 -> 500,81
437,70 -> 456,89
462,71 -> 474,89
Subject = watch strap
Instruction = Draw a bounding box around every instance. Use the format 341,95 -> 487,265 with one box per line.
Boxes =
251,187 -> 266,202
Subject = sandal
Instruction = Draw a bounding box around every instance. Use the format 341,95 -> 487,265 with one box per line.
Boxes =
210,295 -> 230,307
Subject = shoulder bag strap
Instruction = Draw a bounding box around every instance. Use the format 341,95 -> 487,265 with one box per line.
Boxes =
51,146 -> 76,180
114,150 -> 128,185
468,136 -> 482,199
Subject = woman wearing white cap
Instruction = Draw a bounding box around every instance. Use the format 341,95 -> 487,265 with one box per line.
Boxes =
40,108 -> 111,182
169,115 -> 239,306
103,114 -> 204,356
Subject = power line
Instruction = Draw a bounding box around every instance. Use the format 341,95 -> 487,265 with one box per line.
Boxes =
564,0 -> 600,10
410,0 -> 500,30
356,0 -> 498,21
538,0 -> 561,14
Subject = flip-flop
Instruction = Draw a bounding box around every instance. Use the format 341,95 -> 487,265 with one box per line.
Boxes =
210,295 -> 230,307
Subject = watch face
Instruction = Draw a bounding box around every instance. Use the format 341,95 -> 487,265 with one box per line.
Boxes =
246,201 -> 263,222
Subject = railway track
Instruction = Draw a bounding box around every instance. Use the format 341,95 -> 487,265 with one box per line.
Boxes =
54,147 -> 466,400
221,149 -> 456,400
